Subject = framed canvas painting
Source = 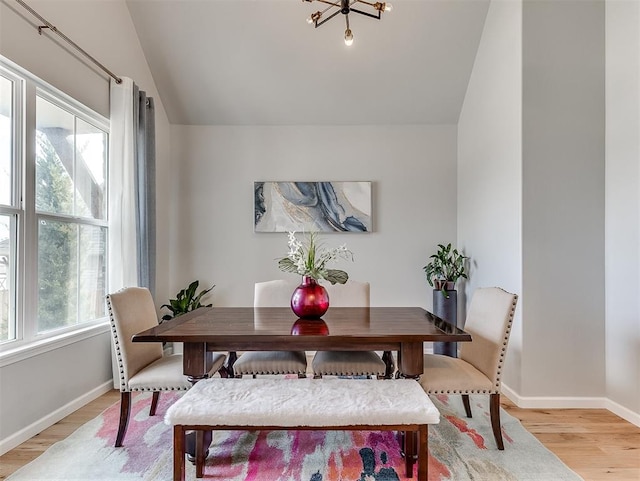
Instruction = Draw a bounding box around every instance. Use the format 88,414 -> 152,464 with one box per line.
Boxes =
254,181 -> 372,233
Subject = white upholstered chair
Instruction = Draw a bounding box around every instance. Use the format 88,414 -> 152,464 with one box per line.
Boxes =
231,280 -> 308,378
418,287 -> 518,449
106,287 -> 226,447
311,280 -> 390,379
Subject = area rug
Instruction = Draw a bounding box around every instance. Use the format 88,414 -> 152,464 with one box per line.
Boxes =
7,391 -> 583,481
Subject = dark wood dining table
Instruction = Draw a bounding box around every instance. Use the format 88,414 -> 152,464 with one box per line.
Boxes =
132,306 -> 472,380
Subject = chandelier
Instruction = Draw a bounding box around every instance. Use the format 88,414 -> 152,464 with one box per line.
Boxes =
304,0 -> 393,46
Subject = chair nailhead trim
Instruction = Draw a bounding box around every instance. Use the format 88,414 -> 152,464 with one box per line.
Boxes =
106,293 -> 128,392
426,389 -> 499,395
132,387 -> 189,392
491,292 -> 518,389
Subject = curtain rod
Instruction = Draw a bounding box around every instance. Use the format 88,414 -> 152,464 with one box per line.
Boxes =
15,0 -> 122,84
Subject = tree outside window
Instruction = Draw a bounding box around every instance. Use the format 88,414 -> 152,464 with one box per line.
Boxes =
35,96 -> 107,333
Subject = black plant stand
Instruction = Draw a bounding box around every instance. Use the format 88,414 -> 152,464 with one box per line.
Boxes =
433,289 -> 458,357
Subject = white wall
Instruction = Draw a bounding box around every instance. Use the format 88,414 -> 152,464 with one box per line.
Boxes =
605,0 -> 640,418
169,125 -> 458,308
522,0 -> 606,398
457,0 -> 523,391
0,334 -> 112,445
0,0 -> 172,451
459,0 -> 616,406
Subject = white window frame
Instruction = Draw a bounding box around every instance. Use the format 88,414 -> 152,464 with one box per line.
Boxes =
0,56 -> 110,366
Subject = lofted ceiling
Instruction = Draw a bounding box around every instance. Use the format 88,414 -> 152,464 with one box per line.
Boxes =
125,0 -> 490,126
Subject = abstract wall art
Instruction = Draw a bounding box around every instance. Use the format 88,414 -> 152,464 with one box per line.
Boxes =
254,181 -> 372,233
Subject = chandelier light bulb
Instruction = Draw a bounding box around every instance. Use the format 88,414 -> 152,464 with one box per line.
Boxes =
344,28 -> 354,46
309,11 -> 322,24
384,2 -> 393,12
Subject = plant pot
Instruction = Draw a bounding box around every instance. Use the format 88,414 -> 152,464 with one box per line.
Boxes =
433,288 -> 458,357
434,280 -> 456,293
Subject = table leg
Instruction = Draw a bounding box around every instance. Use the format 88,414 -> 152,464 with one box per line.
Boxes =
183,343 -> 212,464
185,430 -> 211,464
398,342 -> 424,379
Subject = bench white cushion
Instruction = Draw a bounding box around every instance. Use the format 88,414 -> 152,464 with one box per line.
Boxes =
165,378 -> 439,428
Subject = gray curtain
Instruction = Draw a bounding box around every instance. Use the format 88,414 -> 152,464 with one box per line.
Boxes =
133,85 -> 156,296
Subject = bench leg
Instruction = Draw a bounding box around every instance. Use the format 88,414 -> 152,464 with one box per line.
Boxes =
405,430 -> 415,478
173,426 -> 185,481
196,430 -> 205,478
418,425 -> 428,481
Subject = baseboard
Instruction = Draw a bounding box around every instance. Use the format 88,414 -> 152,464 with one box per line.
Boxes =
605,398 -> 640,427
502,383 -> 640,427
0,380 -> 114,456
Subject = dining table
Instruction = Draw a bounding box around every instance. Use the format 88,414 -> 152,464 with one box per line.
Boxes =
132,306 -> 472,380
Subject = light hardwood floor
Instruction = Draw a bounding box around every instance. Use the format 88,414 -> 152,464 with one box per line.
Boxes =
0,390 -> 638,480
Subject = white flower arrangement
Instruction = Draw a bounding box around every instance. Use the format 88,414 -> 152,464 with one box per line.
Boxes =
278,231 -> 353,285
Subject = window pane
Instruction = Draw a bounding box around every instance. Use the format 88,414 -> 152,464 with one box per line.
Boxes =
36,97 -> 74,216
37,219 -> 106,333
0,75 -> 12,206
78,224 -> 107,321
75,119 -> 107,220
0,214 -> 16,342
38,219 -> 77,332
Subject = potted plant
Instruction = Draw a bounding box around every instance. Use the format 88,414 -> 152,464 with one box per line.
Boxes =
423,243 -> 469,297
161,280 -> 214,321
423,243 -> 469,357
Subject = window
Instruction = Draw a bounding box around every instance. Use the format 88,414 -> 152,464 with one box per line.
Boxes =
0,69 -> 20,343
0,57 -> 109,351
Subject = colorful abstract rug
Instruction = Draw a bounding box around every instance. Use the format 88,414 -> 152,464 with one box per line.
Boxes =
7,391 -> 583,480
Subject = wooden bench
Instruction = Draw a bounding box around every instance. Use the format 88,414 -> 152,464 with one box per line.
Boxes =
164,378 -> 440,481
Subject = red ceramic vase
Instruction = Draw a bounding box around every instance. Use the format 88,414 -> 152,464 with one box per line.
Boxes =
290,276 -> 330,319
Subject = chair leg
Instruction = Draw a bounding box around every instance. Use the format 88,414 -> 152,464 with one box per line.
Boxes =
150,391 -> 160,416
490,393 -> 505,450
382,350 -> 394,379
226,351 -> 237,378
462,394 -> 472,418
115,391 -> 131,447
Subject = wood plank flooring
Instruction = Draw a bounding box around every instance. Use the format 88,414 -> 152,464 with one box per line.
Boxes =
501,397 -> 640,481
0,390 -> 638,480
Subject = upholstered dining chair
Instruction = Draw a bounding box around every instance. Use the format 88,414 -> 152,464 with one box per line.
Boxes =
232,280 -> 308,378
311,280 -> 391,379
418,286 -> 518,449
106,287 -> 227,447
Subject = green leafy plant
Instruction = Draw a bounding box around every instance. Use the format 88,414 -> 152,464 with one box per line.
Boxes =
423,243 -> 469,296
161,280 -> 214,321
278,231 -> 353,285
